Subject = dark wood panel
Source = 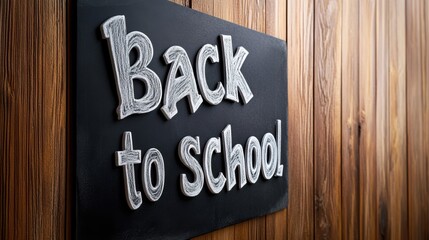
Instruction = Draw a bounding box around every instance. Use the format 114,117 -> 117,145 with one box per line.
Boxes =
0,0 -> 68,239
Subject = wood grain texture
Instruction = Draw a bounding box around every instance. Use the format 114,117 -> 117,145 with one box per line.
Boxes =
266,0 -> 286,41
265,0 -> 287,239
3,0 -> 429,239
0,0 -> 68,239
406,0 -> 429,239
358,0 -> 377,239
380,0 -> 408,238
375,0 -> 390,238
314,0 -> 342,239
266,209 -> 287,240
233,0 -> 265,33
341,0 -> 359,239
214,0 -> 234,22
387,0 -> 408,238
191,0 -> 213,14
287,0 -> 314,239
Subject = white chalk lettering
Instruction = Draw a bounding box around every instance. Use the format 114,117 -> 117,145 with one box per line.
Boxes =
178,136 -> 204,197
101,16 -> 163,119
203,137 -> 226,194
176,120 -> 283,197
115,132 -> 143,210
101,16 -> 253,120
142,148 -> 165,202
196,44 -> 225,105
161,46 -> 203,120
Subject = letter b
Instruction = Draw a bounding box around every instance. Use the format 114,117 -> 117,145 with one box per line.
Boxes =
101,15 -> 162,119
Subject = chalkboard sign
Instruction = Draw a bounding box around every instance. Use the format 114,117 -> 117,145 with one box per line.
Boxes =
75,0 -> 287,239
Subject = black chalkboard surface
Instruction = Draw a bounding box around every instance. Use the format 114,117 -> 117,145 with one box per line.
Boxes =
75,0 -> 287,239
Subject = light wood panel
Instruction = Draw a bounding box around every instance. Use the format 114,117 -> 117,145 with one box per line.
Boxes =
407,0 -> 429,239
341,0 -> 359,238
0,0 -> 68,239
233,0 -> 265,33
376,0 -> 408,238
387,0 -> 408,236
266,0 -> 286,41
287,0 -> 314,239
358,0 -> 377,239
192,0 -> 212,14
214,0 -> 233,22
375,0 -> 390,238
265,1 -> 287,239
314,0 -> 342,239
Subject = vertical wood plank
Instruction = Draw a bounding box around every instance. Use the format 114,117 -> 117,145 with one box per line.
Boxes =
388,0 -> 408,237
233,0 -> 265,33
406,0 -> 429,239
265,0 -> 287,239
0,2 -> 10,237
266,210 -> 287,240
214,0 -> 234,22
279,0 -> 287,41
191,0 -> 213,14
314,0 -> 342,239
359,0 -> 377,239
374,0 -> 408,238
375,0 -> 402,239
235,215 -> 266,240
341,0 -> 359,238
266,0 -> 286,41
375,0 -> 390,239
287,0 -> 315,239
0,0 -> 68,239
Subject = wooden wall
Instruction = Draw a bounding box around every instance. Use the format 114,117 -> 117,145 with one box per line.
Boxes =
1,0 -> 69,239
174,0 -> 429,239
0,0 -> 427,239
